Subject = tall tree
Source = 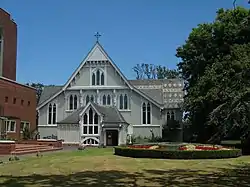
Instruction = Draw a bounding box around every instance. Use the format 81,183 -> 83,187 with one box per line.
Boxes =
132,63 -> 179,80
176,7 -> 250,142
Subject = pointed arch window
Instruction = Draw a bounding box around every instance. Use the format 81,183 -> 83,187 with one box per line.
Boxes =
74,95 -> 78,109
119,94 -> 123,109
82,108 -> 99,135
69,95 -> 78,110
119,94 -> 129,110
94,113 -> 98,124
142,102 -> 151,125
107,95 -> 111,105
69,95 -> 73,110
124,94 -> 128,109
92,73 -> 96,85
48,103 -> 57,124
96,70 -> 100,85
142,103 -> 146,124
89,108 -> 93,124
167,111 -> 171,120
101,72 -> 104,85
147,103 -> 151,124
91,69 -> 105,86
171,111 -> 175,120
48,104 -> 52,124
86,95 -> 90,105
103,95 -> 106,105
90,95 -> 94,102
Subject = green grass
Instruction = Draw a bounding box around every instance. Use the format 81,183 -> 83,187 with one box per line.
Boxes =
0,148 -> 250,186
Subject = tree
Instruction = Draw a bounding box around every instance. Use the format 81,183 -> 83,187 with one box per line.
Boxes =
176,7 -> 250,143
26,83 -> 44,104
132,63 -> 179,80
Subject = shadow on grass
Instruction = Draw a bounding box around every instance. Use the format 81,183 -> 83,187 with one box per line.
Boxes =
0,165 -> 250,187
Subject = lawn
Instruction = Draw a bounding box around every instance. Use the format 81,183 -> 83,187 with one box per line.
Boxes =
0,148 -> 250,187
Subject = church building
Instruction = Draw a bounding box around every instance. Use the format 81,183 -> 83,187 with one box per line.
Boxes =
37,35 -> 184,146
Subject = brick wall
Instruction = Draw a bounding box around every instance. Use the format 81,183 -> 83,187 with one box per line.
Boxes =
0,77 -> 37,140
0,8 -> 17,81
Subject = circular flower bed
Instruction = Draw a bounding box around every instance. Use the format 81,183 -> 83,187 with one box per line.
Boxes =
114,143 -> 242,159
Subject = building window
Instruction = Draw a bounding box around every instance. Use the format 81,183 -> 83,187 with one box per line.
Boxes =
119,94 -> 129,110
167,111 -> 171,120
83,138 -> 99,145
13,98 -> 16,104
82,108 -> 99,135
91,69 -> 105,86
102,94 -> 112,105
69,95 -> 78,110
107,95 -> 111,105
48,103 -> 57,124
103,95 -> 106,105
171,111 -> 175,120
92,73 -> 96,85
5,96 -> 8,103
5,120 -> 16,132
21,100 -> 24,106
86,95 -> 90,105
142,102 -> 151,125
20,121 -> 30,133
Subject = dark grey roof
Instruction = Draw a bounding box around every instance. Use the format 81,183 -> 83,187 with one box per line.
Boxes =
57,106 -> 84,124
57,102 -> 127,124
38,86 -> 63,105
138,89 -> 163,104
92,103 -> 127,123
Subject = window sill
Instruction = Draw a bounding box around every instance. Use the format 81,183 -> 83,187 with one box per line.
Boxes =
38,125 -> 57,127
133,125 -> 161,127
6,131 -> 16,133
65,110 -> 75,113
118,109 -> 131,112
81,134 -> 99,136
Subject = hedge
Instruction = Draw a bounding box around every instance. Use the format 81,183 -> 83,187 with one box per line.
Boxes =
114,146 -> 242,159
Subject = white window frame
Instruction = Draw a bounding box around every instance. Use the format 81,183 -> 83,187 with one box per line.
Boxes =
102,94 -> 112,106
47,102 -> 57,125
91,68 -> 105,86
20,121 -> 30,133
118,93 -> 130,110
82,108 -> 99,136
141,101 -> 152,125
5,120 -> 16,133
68,94 -> 78,110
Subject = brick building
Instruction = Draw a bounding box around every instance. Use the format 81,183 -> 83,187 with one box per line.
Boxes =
0,8 -> 37,140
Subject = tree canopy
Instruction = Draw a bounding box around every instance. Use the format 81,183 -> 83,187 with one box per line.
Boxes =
176,7 -> 250,142
132,63 -> 179,80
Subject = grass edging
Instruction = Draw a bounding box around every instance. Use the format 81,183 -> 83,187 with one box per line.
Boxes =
114,146 -> 242,159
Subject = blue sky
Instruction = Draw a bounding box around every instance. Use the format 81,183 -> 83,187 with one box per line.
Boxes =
1,0 -> 249,85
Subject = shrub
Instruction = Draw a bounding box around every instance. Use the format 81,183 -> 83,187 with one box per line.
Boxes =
114,146 -> 242,159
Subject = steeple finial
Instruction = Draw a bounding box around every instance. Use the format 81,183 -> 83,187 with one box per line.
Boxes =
94,32 -> 101,42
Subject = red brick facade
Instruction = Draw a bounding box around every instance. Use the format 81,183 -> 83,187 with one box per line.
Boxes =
0,8 -> 37,140
0,8 -> 17,81
0,77 -> 37,140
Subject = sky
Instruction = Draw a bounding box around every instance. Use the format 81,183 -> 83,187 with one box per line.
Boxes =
1,0 -> 249,85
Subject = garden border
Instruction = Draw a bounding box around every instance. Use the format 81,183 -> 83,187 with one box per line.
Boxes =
114,146 -> 242,159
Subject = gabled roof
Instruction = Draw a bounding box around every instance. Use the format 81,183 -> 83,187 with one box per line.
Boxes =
57,102 -> 127,124
62,41 -> 133,91
37,41 -> 164,110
